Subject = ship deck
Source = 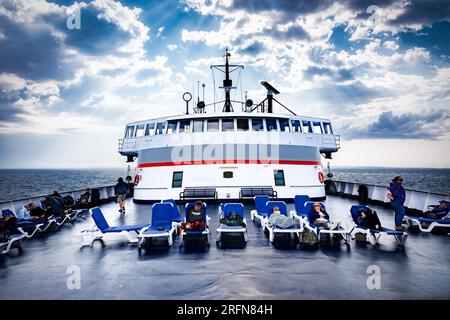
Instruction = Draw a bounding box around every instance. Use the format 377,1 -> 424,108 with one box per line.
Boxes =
1,195 -> 449,300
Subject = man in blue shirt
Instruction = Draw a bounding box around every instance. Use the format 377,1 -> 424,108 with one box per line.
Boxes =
388,176 -> 406,231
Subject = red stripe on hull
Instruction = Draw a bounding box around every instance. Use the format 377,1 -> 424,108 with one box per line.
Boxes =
137,160 -> 321,168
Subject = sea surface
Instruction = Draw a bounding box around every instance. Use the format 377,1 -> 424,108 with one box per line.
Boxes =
0,167 -> 449,202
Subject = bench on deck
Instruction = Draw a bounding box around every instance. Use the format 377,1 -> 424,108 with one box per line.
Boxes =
239,187 -> 277,199
179,188 -> 218,202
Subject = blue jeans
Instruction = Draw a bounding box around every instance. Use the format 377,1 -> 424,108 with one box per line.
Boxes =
391,201 -> 405,227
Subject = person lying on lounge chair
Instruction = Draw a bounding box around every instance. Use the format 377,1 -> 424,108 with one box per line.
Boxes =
220,211 -> 246,227
181,200 -> 207,231
0,211 -> 17,242
405,200 -> 449,219
357,207 -> 382,230
17,203 -> 46,222
267,207 -> 300,229
310,202 -> 341,230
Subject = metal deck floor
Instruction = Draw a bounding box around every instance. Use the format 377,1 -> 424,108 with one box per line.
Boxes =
1,195 -> 449,300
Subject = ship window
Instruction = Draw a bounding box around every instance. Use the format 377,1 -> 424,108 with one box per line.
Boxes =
125,125 -> 135,138
172,171 -> 183,188
237,118 -> 249,131
180,120 -> 191,133
302,121 -> 313,133
323,122 -> 333,134
167,121 -> 177,134
135,124 -> 145,137
274,170 -> 285,186
251,119 -> 264,131
222,119 -> 235,131
291,120 -> 301,132
223,171 -> 233,179
312,122 -> 323,134
279,119 -> 290,132
155,122 -> 166,135
193,120 -> 204,132
266,119 -> 277,131
207,119 -> 219,132
145,123 -> 155,136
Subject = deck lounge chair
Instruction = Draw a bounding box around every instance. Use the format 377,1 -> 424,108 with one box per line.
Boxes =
80,207 -> 150,247
289,195 -> 311,221
350,205 -> 408,246
1,233 -> 27,254
161,199 -> 183,231
265,201 -> 303,243
179,202 -> 210,250
216,203 -> 247,246
250,195 -> 271,229
138,203 -> 177,250
2,209 -> 44,238
303,202 -> 352,243
404,215 -> 450,233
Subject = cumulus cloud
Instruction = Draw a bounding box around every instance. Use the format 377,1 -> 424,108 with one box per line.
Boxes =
345,111 -> 450,139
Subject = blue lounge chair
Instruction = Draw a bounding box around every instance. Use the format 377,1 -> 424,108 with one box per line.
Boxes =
250,195 -> 271,229
161,199 -> 183,231
80,207 -> 150,247
138,203 -> 177,250
265,201 -> 303,243
303,202 -> 352,243
404,215 -> 450,233
179,202 -> 210,249
350,205 -> 408,246
289,195 -> 311,218
216,203 -> 247,246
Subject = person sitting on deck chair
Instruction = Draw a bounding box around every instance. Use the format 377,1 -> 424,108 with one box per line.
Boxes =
310,202 -> 341,230
42,194 -> 65,217
357,207 -> 382,230
220,210 -> 246,228
424,200 -> 449,219
76,189 -> 91,209
181,200 -> 207,231
267,207 -> 300,229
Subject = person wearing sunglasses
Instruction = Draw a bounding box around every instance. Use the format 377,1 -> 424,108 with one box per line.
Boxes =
388,176 -> 406,231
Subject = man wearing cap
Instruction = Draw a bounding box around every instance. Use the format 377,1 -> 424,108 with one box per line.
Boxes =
388,176 -> 406,231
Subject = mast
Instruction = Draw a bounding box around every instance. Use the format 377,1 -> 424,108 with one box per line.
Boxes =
211,49 -> 244,113
223,49 -> 232,112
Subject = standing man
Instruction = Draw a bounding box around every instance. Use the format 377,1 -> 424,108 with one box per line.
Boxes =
388,176 -> 406,231
115,177 -> 129,214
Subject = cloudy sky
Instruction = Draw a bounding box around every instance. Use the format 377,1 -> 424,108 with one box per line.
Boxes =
0,0 -> 449,169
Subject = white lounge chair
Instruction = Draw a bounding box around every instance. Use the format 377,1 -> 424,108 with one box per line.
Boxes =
138,203 -> 177,251
350,205 -> 408,246
265,201 -> 303,244
80,207 -> 150,247
216,203 -> 247,247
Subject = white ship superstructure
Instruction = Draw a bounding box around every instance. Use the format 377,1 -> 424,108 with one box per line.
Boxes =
118,51 -> 340,201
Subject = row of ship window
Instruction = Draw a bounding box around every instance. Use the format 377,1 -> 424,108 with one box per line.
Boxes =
125,118 -> 333,138
171,170 -> 285,188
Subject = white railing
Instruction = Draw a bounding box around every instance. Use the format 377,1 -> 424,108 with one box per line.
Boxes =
329,180 -> 450,212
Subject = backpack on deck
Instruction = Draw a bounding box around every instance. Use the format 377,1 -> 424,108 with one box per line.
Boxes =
300,228 -> 319,248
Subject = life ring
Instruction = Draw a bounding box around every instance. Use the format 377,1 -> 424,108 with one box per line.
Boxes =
318,171 -> 325,183
134,174 -> 141,185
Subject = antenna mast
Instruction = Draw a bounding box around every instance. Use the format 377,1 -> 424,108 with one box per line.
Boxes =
210,49 -> 244,112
